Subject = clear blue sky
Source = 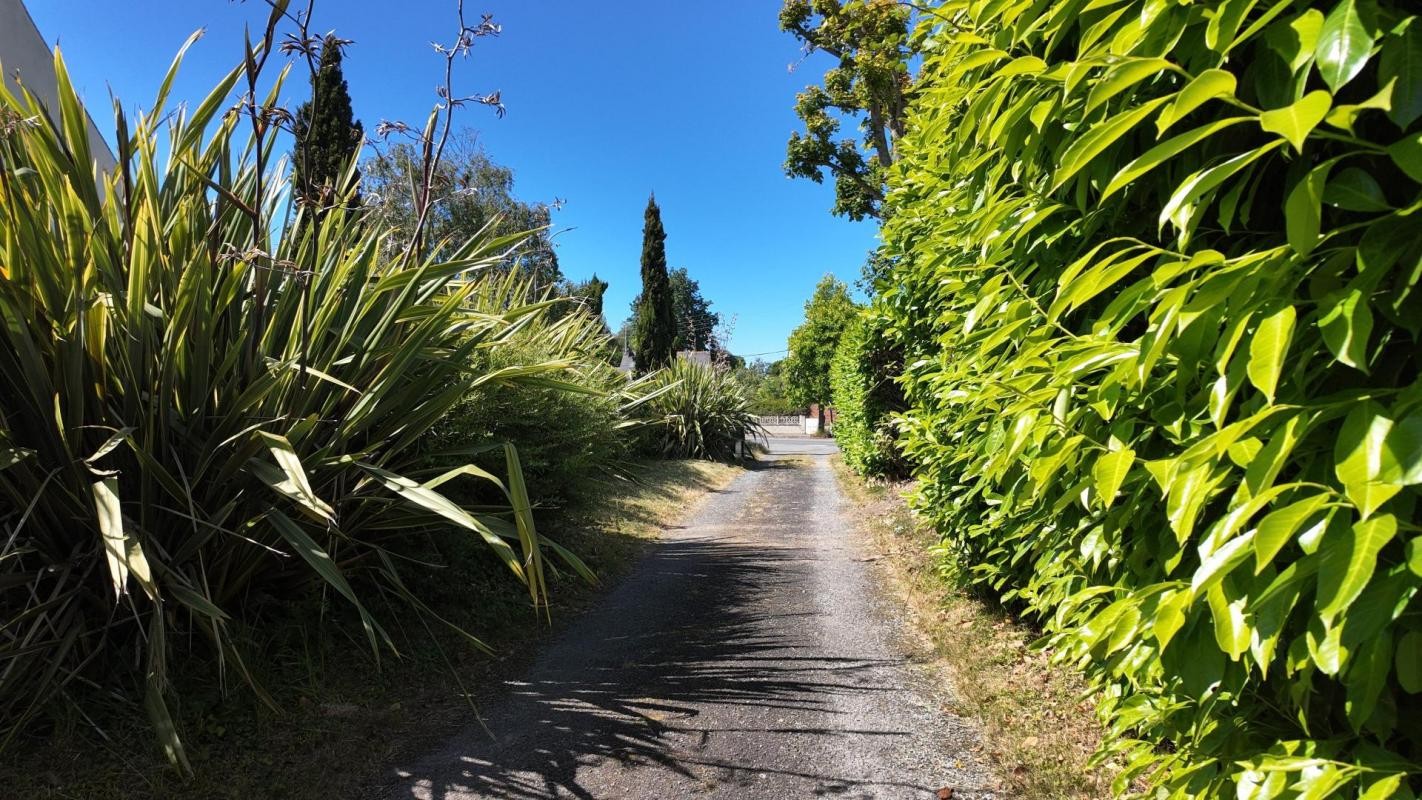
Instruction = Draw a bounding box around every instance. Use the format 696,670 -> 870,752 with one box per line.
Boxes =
25,0 -> 877,358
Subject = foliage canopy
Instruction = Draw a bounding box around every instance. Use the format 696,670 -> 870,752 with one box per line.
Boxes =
363,131 -> 562,289
0,42 -> 585,768
780,0 -> 914,220
785,274 -> 858,409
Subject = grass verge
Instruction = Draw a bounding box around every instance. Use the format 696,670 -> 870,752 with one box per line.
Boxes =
831,457 -> 1115,800
2,459 -> 740,800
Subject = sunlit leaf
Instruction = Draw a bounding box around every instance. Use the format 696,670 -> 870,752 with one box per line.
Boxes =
1247,305 -> 1295,403
1260,90 -> 1332,153
1157,69 -> 1237,134
1253,495 -> 1330,573
1314,0 -> 1376,92
1093,447 -> 1135,509
1318,514 -> 1397,622
1318,287 -> 1374,370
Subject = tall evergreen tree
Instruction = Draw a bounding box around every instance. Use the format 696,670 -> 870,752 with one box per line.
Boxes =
631,195 -> 675,374
628,267 -> 720,353
293,36 -> 364,224
572,274 -> 610,319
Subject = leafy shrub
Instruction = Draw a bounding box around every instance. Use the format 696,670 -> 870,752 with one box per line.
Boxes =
829,311 -> 907,478
0,50 -> 585,766
638,360 -> 765,461
878,1 -> 1422,796
430,271 -> 633,508
729,360 -> 801,416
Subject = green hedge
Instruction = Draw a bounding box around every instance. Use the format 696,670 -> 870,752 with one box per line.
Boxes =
878,0 -> 1422,796
830,311 -> 908,479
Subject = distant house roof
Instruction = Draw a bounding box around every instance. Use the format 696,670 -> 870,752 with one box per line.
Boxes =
617,349 -> 713,375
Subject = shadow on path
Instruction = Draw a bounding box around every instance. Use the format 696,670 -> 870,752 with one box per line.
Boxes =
380,444 -> 993,800
385,532 -> 936,799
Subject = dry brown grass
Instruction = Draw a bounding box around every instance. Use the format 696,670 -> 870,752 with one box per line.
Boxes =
832,458 -> 1116,800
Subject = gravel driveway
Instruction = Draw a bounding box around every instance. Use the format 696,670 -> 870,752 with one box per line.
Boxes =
375,437 -> 998,799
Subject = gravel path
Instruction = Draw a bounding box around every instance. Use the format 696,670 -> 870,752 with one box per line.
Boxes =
375,438 -> 998,799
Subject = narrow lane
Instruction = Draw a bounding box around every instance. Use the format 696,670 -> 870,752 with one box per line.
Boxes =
378,438 -> 997,799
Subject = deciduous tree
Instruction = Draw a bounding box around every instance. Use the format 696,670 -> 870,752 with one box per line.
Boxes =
363,131 -> 562,290
784,274 -> 857,412
780,0 -> 913,220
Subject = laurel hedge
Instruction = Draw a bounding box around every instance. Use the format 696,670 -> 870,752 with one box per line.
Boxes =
876,0 -> 1422,796
829,311 -> 908,479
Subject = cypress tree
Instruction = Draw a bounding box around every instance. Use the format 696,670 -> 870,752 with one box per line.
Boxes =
581,274 -> 609,318
631,195 -> 675,374
293,36 -> 364,225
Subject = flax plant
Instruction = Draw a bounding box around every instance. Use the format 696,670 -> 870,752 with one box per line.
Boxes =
0,27 -> 580,769
639,360 -> 766,461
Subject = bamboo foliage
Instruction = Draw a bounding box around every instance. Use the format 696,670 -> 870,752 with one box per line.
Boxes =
0,45 -> 579,767
879,0 -> 1420,796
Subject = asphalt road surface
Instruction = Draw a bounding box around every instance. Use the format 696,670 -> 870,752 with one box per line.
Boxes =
376,437 -> 998,799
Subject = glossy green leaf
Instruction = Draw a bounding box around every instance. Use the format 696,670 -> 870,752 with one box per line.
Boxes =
1324,82 -> 1395,133
1334,403 -> 1422,503
1268,9 -> 1325,72
1389,414 -> 1422,486
1247,305 -> 1295,403
1093,447 -> 1135,509
1314,0 -> 1376,92
1260,91 -> 1332,153
1254,495 -> 1330,573
1334,401 -> 1396,511
1388,133 -> 1422,184
1207,583 -> 1249,660
1157,69 -> 1237,134
1104,117 -> 1249,200
1161,141 -> 1283,236
1379,18 -> 1422,128
1318,514 -> 1397,622
1323,168 -> 1390,212
1318,288 -> 1374,370
1052,96 -> 1171,190
1359,775 -> 1406,800
1088,59 -> 1173,116
1285,162 -> 1329,256
998,55 -> 1049,77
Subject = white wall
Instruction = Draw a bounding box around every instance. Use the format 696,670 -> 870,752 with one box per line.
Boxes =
1,0 -> 117,173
